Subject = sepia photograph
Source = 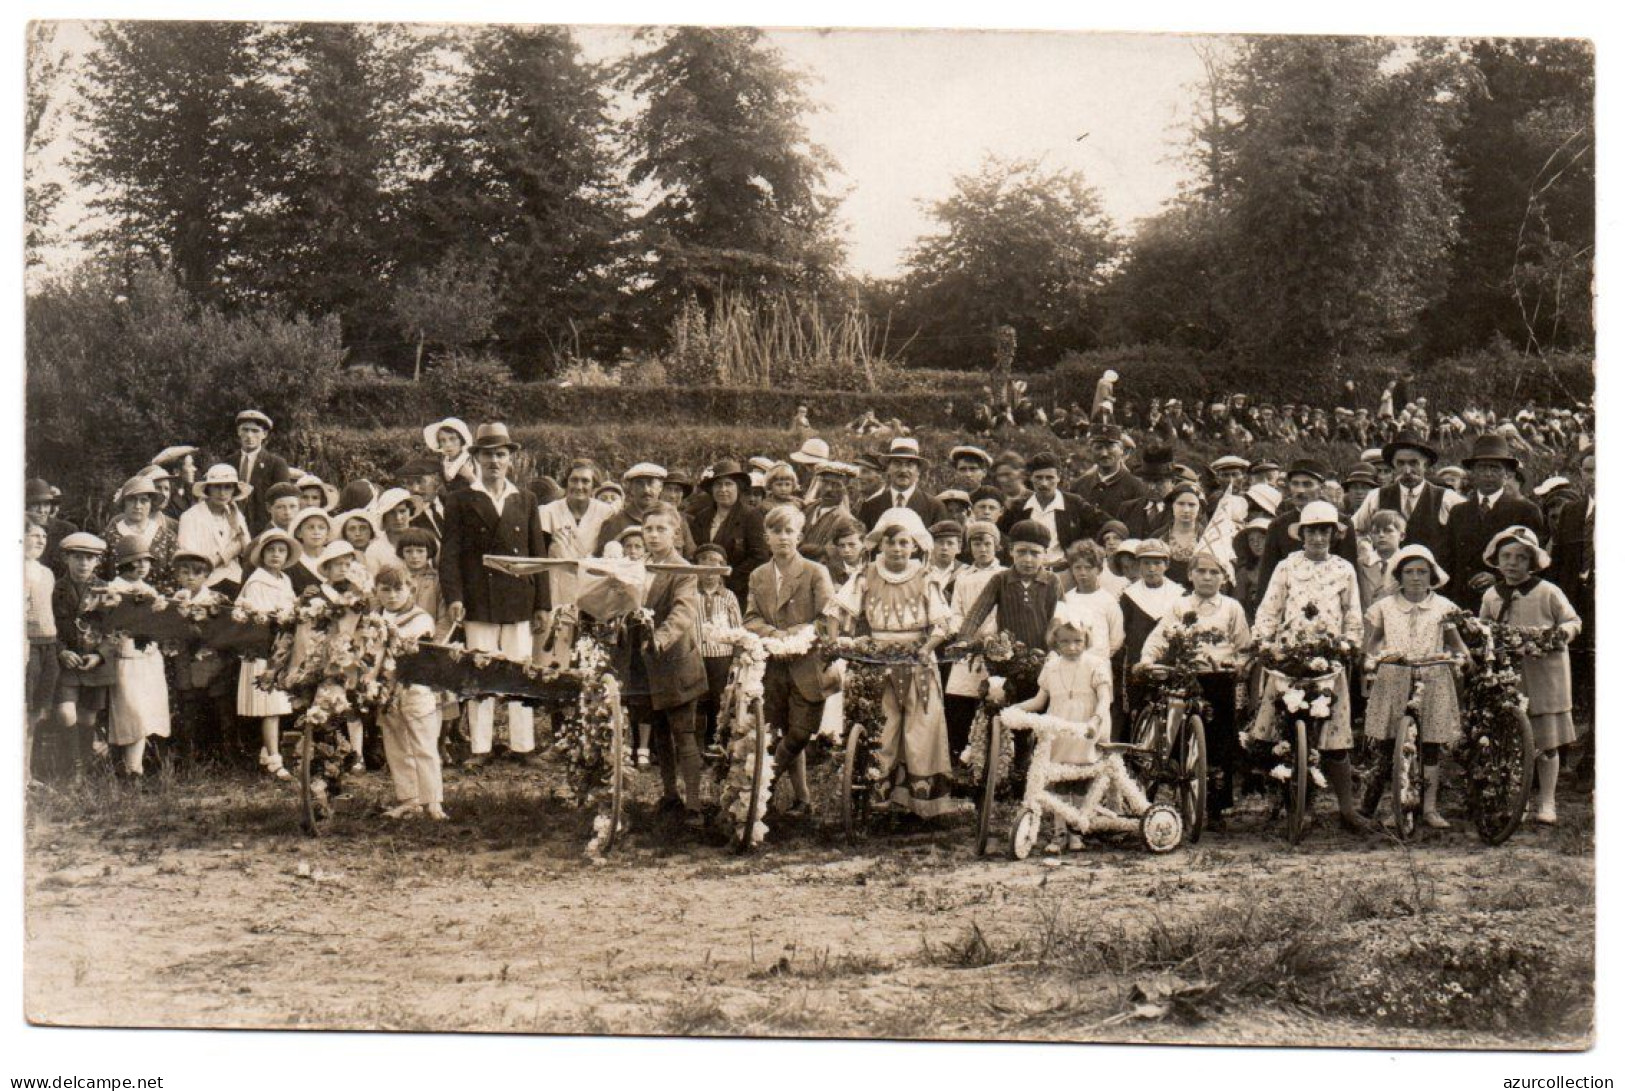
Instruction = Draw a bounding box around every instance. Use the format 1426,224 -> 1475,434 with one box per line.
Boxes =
15,6 -> 1601,1074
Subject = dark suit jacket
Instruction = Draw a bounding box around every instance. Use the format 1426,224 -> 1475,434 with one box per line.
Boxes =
600,506 -> 698,560
617,557 -> 708,710
1549,496 -> 1593,641
1255,502 -> 1360,597
411,500 -> 446,543
1370,481 -> 1452,559
1444,492 -> 1546,610
1118,495 -> 1168,539
857,487 -> 947,532
799,500 -> 856,561
689,503 -> 768,606
998,491 -> 1108,553
744,556 -> 836,701
1073,469 -> 1147,516
232,449 -> 291,534
438,484 -> 548,624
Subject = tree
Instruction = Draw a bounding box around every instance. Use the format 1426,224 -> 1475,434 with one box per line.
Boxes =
237,23 -> 428,345
26,23 -> 69,268
895,156 -> 1119,370
402,26 -> 633,374
73,21 -> 288,308
617,28 -> 844,344
1103,199 -> 1229,351
1419,39 -> 1594,356
1205,37 -> 1465,362
389,254 -> 499,380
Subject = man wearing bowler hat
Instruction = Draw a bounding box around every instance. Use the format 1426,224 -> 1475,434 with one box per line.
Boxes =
1441,433 -> 1545,611
439,423 -> 550,768
1117,444 -> 1179,539
857,437 -> 948,531
232,410 -> 291,535
1350,431 -> 1461,560
1000,451 -> 1107,562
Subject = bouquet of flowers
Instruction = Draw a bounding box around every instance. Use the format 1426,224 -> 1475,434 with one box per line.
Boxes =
1142,614 -> 1226,694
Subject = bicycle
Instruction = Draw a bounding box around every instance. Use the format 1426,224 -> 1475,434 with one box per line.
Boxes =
1126,664 -> 1218,844
1256,662 -> 1343,845
1363,653 -> 1461,841
1453,619 -> 1540,845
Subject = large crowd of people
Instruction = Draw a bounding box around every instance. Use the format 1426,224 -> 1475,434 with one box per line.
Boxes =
22,391 -> 1594,841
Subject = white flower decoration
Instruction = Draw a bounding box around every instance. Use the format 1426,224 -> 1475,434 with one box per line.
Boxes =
1281,688 -> 1308,713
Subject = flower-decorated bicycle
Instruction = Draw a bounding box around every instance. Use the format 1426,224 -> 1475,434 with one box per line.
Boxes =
1361,652 -> 1461,841
1451,614 -> 1549,845
957,633 -> 1047,856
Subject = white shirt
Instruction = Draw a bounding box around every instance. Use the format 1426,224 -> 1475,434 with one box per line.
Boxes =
1352,481 -> 1465,532
889,485 -> 917,510
1023,491 -> 1067,558
1441,487 -> 1500,527
471,474 -> 518,511
177,501 -> 249,584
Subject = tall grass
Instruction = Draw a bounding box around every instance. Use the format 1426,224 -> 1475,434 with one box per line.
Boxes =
665,293 -> 905,391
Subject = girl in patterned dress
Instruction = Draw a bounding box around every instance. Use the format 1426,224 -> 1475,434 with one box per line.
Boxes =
1479,526 -> 1583,826
1361,544 -> 1466,829
1250,501 -> 1368,831
824,508 -> 958,819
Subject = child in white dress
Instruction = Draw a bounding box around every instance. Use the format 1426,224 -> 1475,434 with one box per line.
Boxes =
1361,545 -> 1466,829
237,529 -> 298,780
1010,609 -> 1113,853
106,536 -> 171,776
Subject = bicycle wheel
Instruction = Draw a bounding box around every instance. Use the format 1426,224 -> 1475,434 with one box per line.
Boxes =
1130,703 -> 1161,751
298,721 -> 319,838
1178,714 -> 1208,844
604,701 -> 626,855
1009,805 -> 1043,861
735,697 -> 769,855
1286,718 -> 1310,845
841,720 -> 865,845
1390,714 -> 1422,842
974,712 -> 1002,856
1472,707 -> 1537,846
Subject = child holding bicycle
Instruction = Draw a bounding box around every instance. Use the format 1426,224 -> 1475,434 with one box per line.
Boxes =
1137,549 -> 1251,829
1360,544 -> 1466,829
1009,606 -> 1113,853
1479,526 -> 1582,826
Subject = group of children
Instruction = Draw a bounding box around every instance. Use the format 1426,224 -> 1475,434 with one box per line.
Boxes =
22,410 -> 1586,841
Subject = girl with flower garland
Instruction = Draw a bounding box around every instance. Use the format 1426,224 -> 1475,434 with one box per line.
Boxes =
1360,544 -> 1466,830
1138,549 -> 1251,829
1009,608 -> 1113,853
824,508 -> 958,819
237,529 -> 299,781
1479,526 -> 1583,826
1250,501 -> 1367,832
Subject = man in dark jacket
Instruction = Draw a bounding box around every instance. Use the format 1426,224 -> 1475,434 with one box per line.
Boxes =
1117,445 -> 1179,538
439,423 -> 549,768
1549,454 -> 1593,725
1350,432 -> 1458,560
1255,459 -> 1360,596
1000,451 -> 1108,561
1072,423 -> 1148,515
1441,434 -> 1546,613
231,410 -> 292,535
857,437 -> 948,530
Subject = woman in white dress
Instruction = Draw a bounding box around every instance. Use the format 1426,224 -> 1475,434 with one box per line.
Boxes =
106,536 -> 171,776
237,530 -> 299,780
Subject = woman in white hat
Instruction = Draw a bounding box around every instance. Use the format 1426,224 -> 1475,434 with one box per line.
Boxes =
334,508 -> 388,589
1479,526 -> 1583,826
177,464 -> 255,594
236,529 -> 300,781
423,418 -> 477,492
103,474 -> 179,592
1250,500 -> 1367,831
823,507 -> 959,819
1360,544 -> 1467,829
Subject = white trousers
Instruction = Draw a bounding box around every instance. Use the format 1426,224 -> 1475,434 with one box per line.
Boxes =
381,686 -> 443,805
463,620 -> 535,754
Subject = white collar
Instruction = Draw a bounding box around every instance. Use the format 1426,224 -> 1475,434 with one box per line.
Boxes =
1476,488 -> 1504,507
889,485 -> 915,504
1025,492 -> 1065,514
473,475 -> 517,507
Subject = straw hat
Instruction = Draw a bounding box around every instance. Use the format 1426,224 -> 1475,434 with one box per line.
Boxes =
880,436 -> 926,463
1385,544 -> 1448,587
790,438 -> 831,467
192,463 -> 253,502
290,508 -> 334,541
334,507 -> 380,538
948,444 -> 993,466
468,422 -> 520,453
248,528 -> 299,569
1287,500 -> 1344,541
1482,525 -> 1550,571
115,474 -> 160,505
295,474 -> 340,511
236,409 -> 274,431
314,541 -> 358,571
371,487 -> 416,519
422,417 -> 473,452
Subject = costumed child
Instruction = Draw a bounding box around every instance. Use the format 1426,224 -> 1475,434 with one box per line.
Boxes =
744,504 -> 834,817
52,532 -> 115,780
696,541 -> 743,759
944,520 -> 1005,767
1479,526 -> 1583,826
1360,545 -> 1466,829
237,529 -> 298,780
25,519 -> 58,786
375,564 -> 446,820
1137,549 -> 1251,829
1008,605 -> 1113,854
170,549 -> 236,765
104,536 -> 172,776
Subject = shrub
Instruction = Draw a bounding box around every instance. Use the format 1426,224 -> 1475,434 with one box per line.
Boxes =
621,359 -> 668,387
555,358 -> 620,388
420,352 -> 516,422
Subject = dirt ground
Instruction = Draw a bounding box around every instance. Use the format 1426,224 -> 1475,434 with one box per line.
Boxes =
23,757 -> 1594,1047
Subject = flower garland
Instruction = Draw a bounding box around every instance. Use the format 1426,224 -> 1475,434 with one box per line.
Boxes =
962,702 -> 1015,788
548,624 -> 632,816
1449,612 -> 1537,825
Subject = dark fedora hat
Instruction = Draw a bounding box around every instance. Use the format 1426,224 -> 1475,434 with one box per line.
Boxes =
469,422 -> 521,452
704,459 -> 752,492
25,478 -> 59,504
1137,444 -> 1176,476
1381,431 -> 1439,466
1285,458 -> 1330,483
1461,433 -> 1520,470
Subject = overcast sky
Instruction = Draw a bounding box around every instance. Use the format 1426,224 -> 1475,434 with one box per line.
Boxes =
31,23 -> 1214,280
